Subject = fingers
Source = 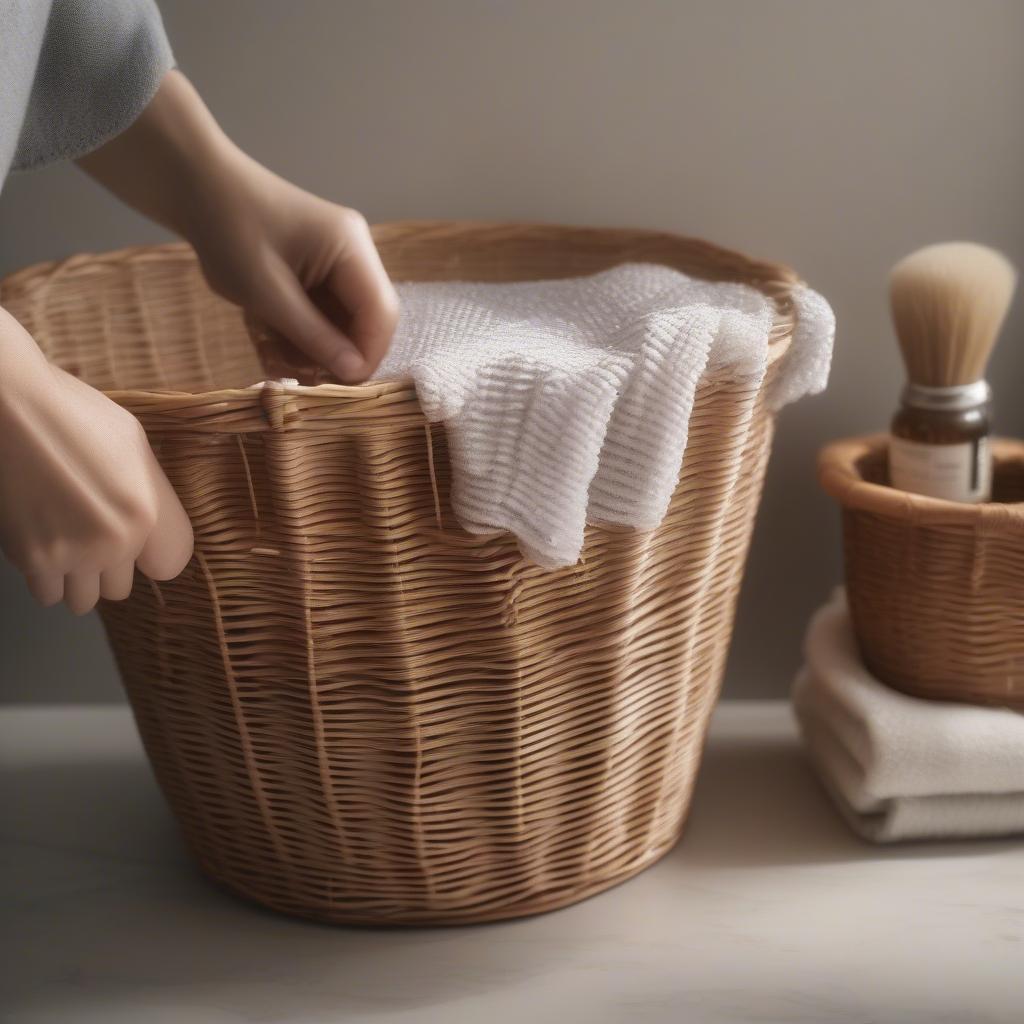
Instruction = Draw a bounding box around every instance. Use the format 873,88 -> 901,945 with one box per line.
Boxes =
253,252 -> 366,384
250,213 -> 399,384
28,562 -> 135,614
325,214 -> 399,380
100,560 -> 136,602
135,467 -> 194,581
27,566 -> 126,614
26,572 -> 64,608
64,570 -> 101,616
24,470 -> 191,612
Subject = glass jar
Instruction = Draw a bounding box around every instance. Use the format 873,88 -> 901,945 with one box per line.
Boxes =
889,380 -> 992,502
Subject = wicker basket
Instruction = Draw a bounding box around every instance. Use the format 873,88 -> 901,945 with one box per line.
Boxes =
2,222 -> 799,924
819,434 -> 1024,710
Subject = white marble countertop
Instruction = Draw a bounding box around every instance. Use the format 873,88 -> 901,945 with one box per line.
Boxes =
2,702 -> 1021,1024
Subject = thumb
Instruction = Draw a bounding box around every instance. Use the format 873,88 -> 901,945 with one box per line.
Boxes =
136,463 -> 194,581
253,256 -> 365,382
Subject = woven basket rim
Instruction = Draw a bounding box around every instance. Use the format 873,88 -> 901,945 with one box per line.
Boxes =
818,433 -> 1024,528
0,221 -> 800,405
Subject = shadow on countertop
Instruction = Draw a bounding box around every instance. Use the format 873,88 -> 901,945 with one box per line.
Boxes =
672,728 -> 1020,870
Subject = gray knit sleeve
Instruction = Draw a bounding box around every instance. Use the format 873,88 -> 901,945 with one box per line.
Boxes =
12,0 -> 174,172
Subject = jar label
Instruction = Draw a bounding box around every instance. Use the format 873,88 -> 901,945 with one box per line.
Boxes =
889,437 -> 991,503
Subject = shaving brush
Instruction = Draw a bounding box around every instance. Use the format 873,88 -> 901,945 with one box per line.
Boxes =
888,242 -> 1017,502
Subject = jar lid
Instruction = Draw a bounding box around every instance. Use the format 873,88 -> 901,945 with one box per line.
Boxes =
902,380 -> 991,412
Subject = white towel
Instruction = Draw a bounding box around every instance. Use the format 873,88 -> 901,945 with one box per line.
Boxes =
374,264 -> 833,567
793,589 -> 1024,842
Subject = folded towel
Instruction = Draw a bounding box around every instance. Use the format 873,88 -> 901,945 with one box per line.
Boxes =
373,264 -> 833,567
793,590 -> 1024,842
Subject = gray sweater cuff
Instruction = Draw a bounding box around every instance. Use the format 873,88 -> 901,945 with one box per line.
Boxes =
13,0 -> 175,172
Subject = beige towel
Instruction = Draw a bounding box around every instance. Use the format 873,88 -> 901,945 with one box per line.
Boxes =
792,590 -> 1024,842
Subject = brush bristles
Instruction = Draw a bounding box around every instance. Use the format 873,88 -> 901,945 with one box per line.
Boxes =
889,242 -> 1017,387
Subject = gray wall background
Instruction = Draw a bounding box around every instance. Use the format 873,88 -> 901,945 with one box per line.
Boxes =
1,0 -> 1022,704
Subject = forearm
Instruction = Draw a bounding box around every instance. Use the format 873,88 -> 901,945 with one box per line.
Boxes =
76,70 -> 250,243
75,68 -> 397,383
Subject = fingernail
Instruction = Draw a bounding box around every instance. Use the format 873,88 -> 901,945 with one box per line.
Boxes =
331,348 -> 365,382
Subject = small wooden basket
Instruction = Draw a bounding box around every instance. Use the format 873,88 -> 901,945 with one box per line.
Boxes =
2,222 -> 802,925
819,435 -> 1024,709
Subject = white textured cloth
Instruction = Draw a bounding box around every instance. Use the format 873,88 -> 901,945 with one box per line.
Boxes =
793,589 -> 1024,842
374,264 -> 834,566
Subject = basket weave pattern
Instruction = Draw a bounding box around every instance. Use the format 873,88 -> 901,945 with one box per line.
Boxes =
2,223 -> 795,924
820,435 -> 1024,710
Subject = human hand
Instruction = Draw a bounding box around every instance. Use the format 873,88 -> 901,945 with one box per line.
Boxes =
189,158 -> 399,384
0,309 -> 193,614
78,71 -> 399,383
